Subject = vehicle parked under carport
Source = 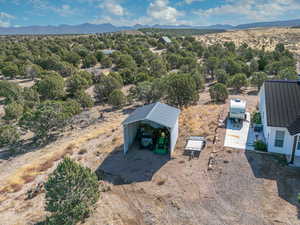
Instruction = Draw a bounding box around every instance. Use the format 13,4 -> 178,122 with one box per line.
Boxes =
122,102 -> 180,156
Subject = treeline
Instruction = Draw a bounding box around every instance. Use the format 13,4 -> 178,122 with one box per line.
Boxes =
139,28 -> 226,36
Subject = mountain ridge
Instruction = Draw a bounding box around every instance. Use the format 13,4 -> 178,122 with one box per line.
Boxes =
1,18 -> 300,35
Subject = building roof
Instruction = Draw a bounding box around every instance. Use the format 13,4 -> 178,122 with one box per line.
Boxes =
101,49 -> 115,55
264,80 -> 300,135
161,36 -> 172,43
122,102 -> 180,129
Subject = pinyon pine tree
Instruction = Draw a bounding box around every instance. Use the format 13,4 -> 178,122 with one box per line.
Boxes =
44,158 -> 100,225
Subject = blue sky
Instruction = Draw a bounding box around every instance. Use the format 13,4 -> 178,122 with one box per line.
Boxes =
1,0 -> 300,27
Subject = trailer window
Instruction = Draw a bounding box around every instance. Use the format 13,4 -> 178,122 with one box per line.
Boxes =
274,131 -> 285,148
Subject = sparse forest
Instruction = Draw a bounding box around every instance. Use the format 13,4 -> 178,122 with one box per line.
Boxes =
0,29 -> 300,225
0,33 -> 296,151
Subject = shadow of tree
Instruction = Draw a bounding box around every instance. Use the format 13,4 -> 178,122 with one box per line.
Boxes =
245,151 -> 300,219
247,90 -> 259,96
0,134 -> 60,160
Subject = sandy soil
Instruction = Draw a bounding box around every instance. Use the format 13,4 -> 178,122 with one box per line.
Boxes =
196,27 -> 300,55
0,88 -> 300,225
83,64 -> 112,76
150,48 -> 166,55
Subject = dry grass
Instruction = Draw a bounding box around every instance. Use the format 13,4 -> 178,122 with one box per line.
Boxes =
0,118 -> 123,195
175,104 -> 223,156
0,143 -> 77,194
196,27 -> 300,55
112,136 -> 118,144
180,104 -> 221,137
36,160 -> 54,172
21,175 -> 36,184
157,179 -> 166,186
78,148 -> 88,155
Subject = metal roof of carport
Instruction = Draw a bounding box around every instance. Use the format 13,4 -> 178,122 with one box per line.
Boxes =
122,102 -> 180,129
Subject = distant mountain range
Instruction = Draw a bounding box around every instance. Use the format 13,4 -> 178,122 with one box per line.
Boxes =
236,18 -> 300,29
1,18 -> 300,35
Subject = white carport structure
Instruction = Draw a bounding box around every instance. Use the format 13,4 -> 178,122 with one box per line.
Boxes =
122,102 -> 180,155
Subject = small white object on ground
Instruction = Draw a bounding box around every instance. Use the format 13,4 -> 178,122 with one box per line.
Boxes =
185,136 -> 205,152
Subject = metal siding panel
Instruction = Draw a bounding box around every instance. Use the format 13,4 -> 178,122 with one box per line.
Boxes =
124,122 -> 139,154
170,118 -> 179,153
123,126 -> 128,154
147,102 -> 180,129
123,103 -> 156,125
265,81 -> 300,128
123,102 -> 180,128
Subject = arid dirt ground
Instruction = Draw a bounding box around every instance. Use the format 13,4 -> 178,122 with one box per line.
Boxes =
2,27 -> 300,224
1,86 -> 300,225
196,27 -> 300,54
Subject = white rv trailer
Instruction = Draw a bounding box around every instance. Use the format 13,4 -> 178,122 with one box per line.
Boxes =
229,99 -> 246,120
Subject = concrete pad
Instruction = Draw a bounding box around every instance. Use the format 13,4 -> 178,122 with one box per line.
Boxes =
224,113 -> 250,150
246,126 -> 265,151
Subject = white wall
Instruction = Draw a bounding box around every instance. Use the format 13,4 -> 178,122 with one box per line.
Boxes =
295,136 -> 300,157
259,85 -> 294,157
267,127 -> 294,155
170,118 -> 179,154
123,122 -> 139,154
259,84 -> 270,141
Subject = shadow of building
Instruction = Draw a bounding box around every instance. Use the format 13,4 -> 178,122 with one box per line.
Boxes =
245,151 -> 300,218
96,144 -> 170,185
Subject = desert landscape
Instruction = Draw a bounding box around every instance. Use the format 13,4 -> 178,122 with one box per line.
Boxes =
197,27 -> 300,54
0,25 -> 300,225
1,85 -> 300,225
198,27 -> 300,75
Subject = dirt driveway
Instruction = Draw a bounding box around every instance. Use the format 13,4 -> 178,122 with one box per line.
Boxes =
85,145 -> 300,225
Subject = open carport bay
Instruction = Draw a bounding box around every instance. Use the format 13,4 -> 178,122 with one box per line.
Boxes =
122,102 -> 180,155
124,121 -> 171,154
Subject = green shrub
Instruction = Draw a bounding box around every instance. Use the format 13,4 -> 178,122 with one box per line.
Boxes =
215,69 -> 228,84
0,125 -> 20,147
1,62 -> 19,78
101,57 -> 112,68
252,112 -> 262,124
63,99 -> 82,117
250,72 -> 267,90
129,80 -> 163,104
165,73 -> 199,107
74,91 -> 94,109
67,74 -> 90,96
82,54 -> 97,68
44,158 -> 100,225
22,87 -> 40,110
209,83 -> 228,103
4,101 -> 24,121
254,140 -> 267,152
0,81 -> 23,104
94,76 -> 122,103
229,73 -> 248,91
36,72 -> 66,100
108,89 -> 126,108
20,100 -> 80,139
